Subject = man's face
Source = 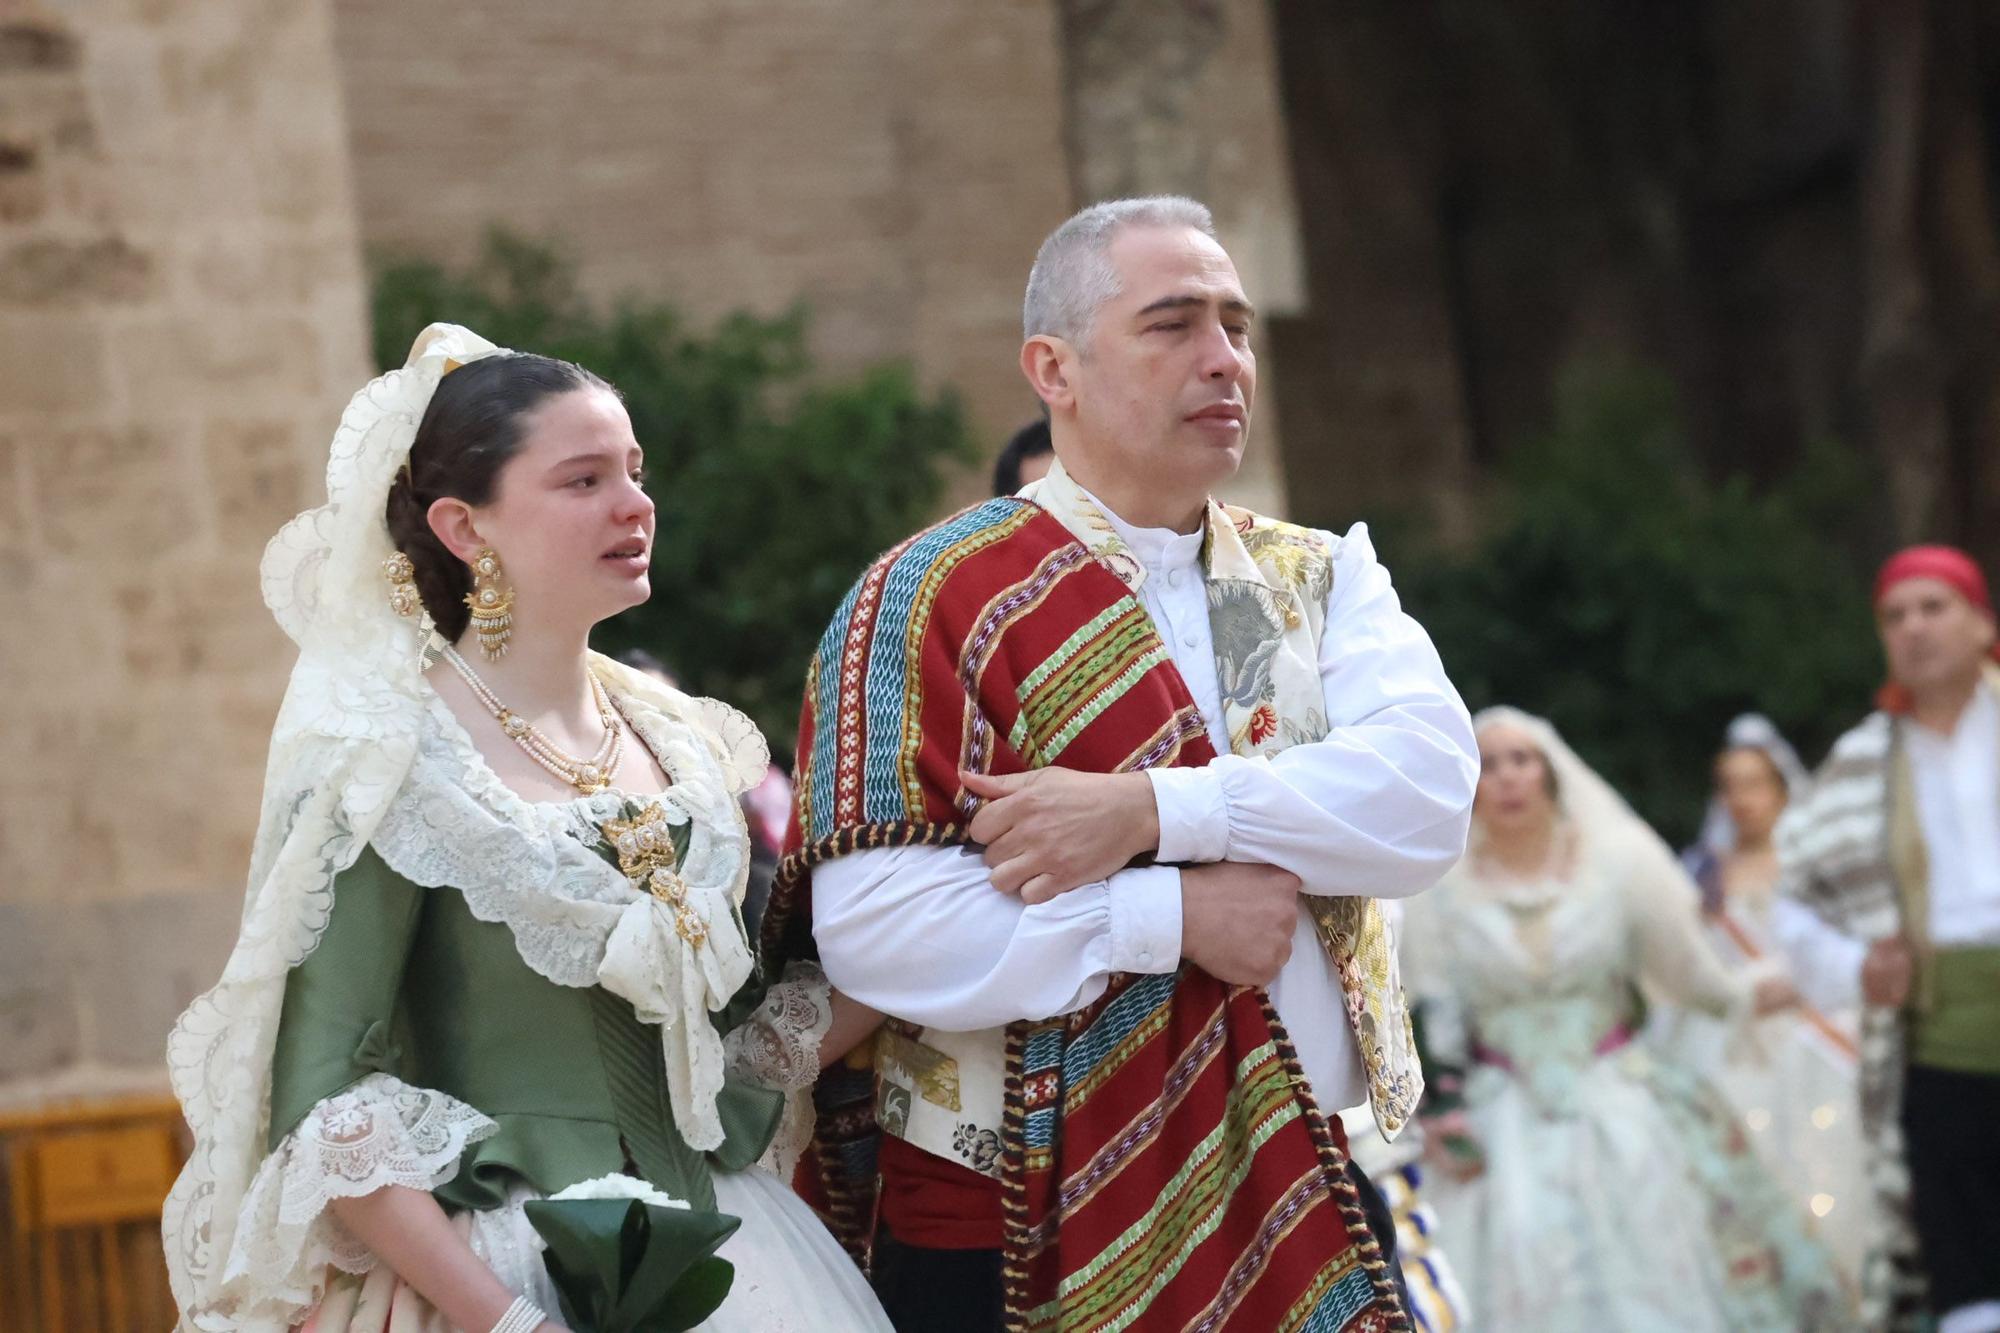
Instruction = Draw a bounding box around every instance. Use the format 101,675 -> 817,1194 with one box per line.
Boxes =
1066,225 -> 1256,500
1877,576 -> 1997,698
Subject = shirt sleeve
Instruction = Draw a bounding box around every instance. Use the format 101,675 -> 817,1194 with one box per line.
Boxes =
810,842 -> 1182,1032
1147,523 -> 1478,898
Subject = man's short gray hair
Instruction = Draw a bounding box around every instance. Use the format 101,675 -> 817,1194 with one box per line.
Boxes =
1023,196 -> 1216,346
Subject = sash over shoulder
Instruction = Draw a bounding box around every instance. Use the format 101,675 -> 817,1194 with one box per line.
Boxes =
765,496 -> 1407,1333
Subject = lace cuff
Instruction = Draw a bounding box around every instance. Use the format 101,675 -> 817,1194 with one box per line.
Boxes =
220,1073 -> 497,1311
725,962 -> 834,1179
726,962 -> 834,1093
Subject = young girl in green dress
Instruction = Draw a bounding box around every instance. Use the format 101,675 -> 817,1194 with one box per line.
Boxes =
163,325 -> 888,1333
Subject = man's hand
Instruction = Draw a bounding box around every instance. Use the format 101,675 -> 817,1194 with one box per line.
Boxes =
1861,936 -> 1914,1008
1178,862 -> 1300,987
963,768 -> 1160,902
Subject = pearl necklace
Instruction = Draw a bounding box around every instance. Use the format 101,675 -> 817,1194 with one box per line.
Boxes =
442,644 -> 625,794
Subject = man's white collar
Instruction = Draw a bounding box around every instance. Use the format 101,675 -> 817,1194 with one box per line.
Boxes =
1078,484 -> 1205,573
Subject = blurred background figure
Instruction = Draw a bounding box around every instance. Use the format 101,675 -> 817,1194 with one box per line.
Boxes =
1666,714 -> 1872,1293
1682,714 -> 1812,914
1776,546 -> 2000,1333
989,417 -> 1054,495
1405,708 -> 1847,1332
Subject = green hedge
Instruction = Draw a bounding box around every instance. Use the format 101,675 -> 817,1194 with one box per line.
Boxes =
1367,362 -> 1889,845
371,232 -> 975,751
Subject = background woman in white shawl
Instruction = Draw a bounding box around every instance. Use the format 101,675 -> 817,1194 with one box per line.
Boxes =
1403,706 -> 1848,1331
1666,714 -> 1875,1294
162,325 -> 887,1333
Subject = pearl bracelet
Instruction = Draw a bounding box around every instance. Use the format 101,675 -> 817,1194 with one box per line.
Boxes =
490,1296 -> 548,1333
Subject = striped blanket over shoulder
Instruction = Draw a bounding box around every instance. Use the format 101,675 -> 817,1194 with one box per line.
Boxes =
764,497 -> 1406,1333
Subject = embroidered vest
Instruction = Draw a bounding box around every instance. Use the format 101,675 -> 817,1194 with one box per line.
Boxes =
874,461 -> 1422,1180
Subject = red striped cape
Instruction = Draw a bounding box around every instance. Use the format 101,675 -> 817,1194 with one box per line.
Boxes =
764,497 -> 1407,1332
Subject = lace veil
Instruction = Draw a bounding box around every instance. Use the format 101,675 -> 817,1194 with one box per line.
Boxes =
160,325 -> 511,1327
1692,713 -> 1811,859
1467,705 -> 1695,907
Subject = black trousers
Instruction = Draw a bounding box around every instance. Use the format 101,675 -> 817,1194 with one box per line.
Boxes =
869,1162 -> 1409,1333
1901,1062 -> 2000,1316
870,1224 -> 1004,1333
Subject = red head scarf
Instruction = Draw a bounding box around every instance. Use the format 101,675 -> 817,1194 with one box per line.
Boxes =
1873,544 -> 2000,713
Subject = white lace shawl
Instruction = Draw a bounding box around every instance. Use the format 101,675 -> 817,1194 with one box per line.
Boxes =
166,651 -> 788,1331
372,679 -> 766,1137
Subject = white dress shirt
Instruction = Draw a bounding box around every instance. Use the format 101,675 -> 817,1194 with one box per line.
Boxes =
811,495 -> 1477,1114
1906,683 -> 2000,946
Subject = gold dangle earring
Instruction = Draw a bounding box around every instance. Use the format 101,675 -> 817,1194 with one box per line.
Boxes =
463,547 -> 515,660
383,552 -> 422,618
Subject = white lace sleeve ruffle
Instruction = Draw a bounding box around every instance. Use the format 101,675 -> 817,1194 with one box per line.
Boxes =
219,1074 -> 496,1311
725,962 -> 835,1179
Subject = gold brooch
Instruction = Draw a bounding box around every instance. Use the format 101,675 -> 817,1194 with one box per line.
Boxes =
600,804 -> 707,950
602,803 -> 679,879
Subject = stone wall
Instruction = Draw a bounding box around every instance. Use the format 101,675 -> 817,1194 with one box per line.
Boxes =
0,0 -> 370,1093
330,0 -> 1304,514
1056,0 -> 1303,515
330,0 -> 1075,483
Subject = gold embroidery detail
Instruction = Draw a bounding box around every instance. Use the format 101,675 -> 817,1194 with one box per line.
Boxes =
875,1026 -> 964,1111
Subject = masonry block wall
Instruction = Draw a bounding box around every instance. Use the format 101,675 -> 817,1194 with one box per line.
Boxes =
331,0 -> 1075,461
0,0 -> 370,1095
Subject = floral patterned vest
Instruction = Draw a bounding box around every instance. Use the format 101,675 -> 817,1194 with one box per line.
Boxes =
875,460 -> 1423,1180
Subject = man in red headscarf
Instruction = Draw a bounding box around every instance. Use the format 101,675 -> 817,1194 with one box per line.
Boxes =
1774,544 -> 2000,1333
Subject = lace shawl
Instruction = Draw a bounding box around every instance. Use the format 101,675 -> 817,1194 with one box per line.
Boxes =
166,652 -> 773,1331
